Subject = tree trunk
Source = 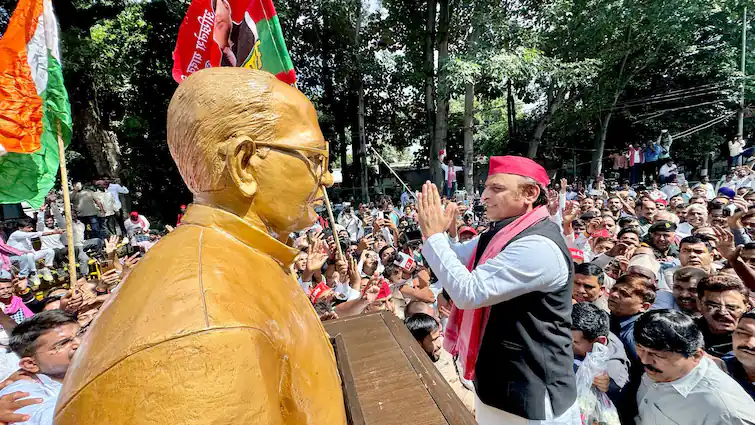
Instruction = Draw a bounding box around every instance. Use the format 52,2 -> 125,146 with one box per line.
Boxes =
80,100 -> 121,178
432,0 -> 450,187
318,5 -> 337,172
507,79 -> 515,143
528,85 -> 566,158
463,81 -> 475,195
336,108 -> 349,187
424,0 -> 437,184
353,0 -> 369,202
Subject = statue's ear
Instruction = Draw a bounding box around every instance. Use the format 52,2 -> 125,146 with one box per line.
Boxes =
225,136 -> 258,198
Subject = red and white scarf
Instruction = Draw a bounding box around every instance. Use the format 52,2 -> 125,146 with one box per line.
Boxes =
443,205 -> 550,380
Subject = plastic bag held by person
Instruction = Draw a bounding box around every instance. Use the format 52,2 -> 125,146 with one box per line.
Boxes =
576,342 -> 620,425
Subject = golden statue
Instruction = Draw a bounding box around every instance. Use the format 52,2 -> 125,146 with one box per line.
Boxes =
54,68 -> 347,425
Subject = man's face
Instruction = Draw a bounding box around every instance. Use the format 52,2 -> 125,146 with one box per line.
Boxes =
573,274 -> 602,303
702,176 -> 709,184
679,242 -> 712,270
481,174 -> 536,221
608,198 -> 621,213
693,187 -> 707,198
686,209 -> 706,227
421,329 -> 442,362
608,283 -> 646,317
0,281 -> 13,301
619,232 -> 640,248
373,238 -> 387,252
651,231 -> 674,251
580,198 -> 595,212
294,252 -> 307,271
602,217 -> 616,235
571,330 -> 600,359
459,231 -> 475,243
636,344 -> 700,383
669,197 -> 684,209
673,278 -> 699,315
740,248 -> 755,268
690,197 -> 707,206
709,211 -> 726,227
733,317 -> 755,371
44,217 -> 54,229
593,240 -> 615,255
638,200 -> 656,221
699,290 -> 750,335
23,323 -> 81,380
380,247 -> 395,265
742,216 -> 755,235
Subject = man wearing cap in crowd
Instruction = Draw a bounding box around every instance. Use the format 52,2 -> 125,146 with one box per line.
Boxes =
123,210 -> 150,239
417,155 -> 579,425
458,226 -> 478,243
644,220 -> 679,261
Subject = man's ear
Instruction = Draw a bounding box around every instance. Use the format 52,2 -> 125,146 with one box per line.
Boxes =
596,336 -> 608,346
225,136 -> 258,198
18,357 -> 40,374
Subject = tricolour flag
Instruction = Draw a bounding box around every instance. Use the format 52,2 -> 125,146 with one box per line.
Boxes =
0,0 -> 72,208
172,0 -> 296,84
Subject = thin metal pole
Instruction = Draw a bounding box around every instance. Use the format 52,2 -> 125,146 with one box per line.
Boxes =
368,146 -> 418,200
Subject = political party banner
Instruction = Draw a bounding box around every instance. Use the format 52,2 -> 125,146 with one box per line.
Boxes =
172,0 -> 296,85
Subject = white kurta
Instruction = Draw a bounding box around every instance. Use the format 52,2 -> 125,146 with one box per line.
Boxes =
422,233 -> 580,425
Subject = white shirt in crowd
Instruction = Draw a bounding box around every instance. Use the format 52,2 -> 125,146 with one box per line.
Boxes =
729,139 -> 746,157
124,215 -> 150,237
439,163 -> 463,183
94,190 -> 117,217
658,163 -> 677,178
36,209 -> 65,251
0,373 -> 62,425
635,357 -> 755,425
7,230 -> 43,252
660,183 -> 681,200
106,183 -> 129,211
701,182 -> 716,200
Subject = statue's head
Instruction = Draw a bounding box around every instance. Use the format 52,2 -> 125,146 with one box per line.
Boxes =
167,68 -> 333,234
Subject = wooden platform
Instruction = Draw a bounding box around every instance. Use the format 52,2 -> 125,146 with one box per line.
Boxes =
325,312 -> 476,425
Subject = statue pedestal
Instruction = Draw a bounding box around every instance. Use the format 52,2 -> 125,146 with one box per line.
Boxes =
325,312 -> 476,425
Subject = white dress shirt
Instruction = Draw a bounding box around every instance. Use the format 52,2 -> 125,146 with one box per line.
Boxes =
422,233 -> 569,310
7,230 -> 43,252
0,373 -> 62,425
107,183 -> 129,211
635,357 -> 755,425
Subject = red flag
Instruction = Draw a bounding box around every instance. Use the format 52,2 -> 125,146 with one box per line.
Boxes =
172,0 -> 296,84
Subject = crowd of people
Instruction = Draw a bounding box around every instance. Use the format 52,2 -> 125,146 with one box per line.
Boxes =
2,149 -> 755,424
288,153 -> 755,424
0,177 -> 181,424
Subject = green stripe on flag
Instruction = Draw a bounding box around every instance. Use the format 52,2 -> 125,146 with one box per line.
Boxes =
252,15 -> 294,76
0,53 -> 71,209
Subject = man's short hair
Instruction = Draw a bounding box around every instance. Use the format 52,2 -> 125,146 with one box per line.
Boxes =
617,217 -> 638,228
9,310 -> 77,358
614,274 -> 656,304
404,313 -> 438,342
574,263 -> 605,287
634,309 -> 703,357
16,219 -> 31,229
679,235 -> 713,253
617,227 -> 640,240
696,274 -> 751,301
674,266 -> 708,284
404,301 -> 433,318
571,302 -> 609,341
685,204 -> 707,215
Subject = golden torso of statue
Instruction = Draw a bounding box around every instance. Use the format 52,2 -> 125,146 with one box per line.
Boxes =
54,204 -> 347,425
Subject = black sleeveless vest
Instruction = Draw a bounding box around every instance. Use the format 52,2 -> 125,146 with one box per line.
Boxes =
472,217 -> 577,420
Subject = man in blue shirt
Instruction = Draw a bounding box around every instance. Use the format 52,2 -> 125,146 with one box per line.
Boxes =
0,310 -> 81,425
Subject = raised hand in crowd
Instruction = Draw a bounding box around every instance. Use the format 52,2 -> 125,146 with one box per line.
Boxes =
60,289 -> 83,314
357,235 -> 374,253
305,237 -> 329,281
121,253 -> 141,278
713,225 -> 755,291
348,256 -> 361,289
560,178 -> 568,194
100,269 -> 120,288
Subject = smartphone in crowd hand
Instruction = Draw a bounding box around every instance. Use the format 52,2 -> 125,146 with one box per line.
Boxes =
364,226 -> 373,236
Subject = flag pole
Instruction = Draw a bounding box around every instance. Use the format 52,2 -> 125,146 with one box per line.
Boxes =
321,187 -> 344,261
56,121 -> 77,294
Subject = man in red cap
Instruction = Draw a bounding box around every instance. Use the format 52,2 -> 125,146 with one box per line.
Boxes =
123,211 -> 150,239
417,155 -> 578,425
